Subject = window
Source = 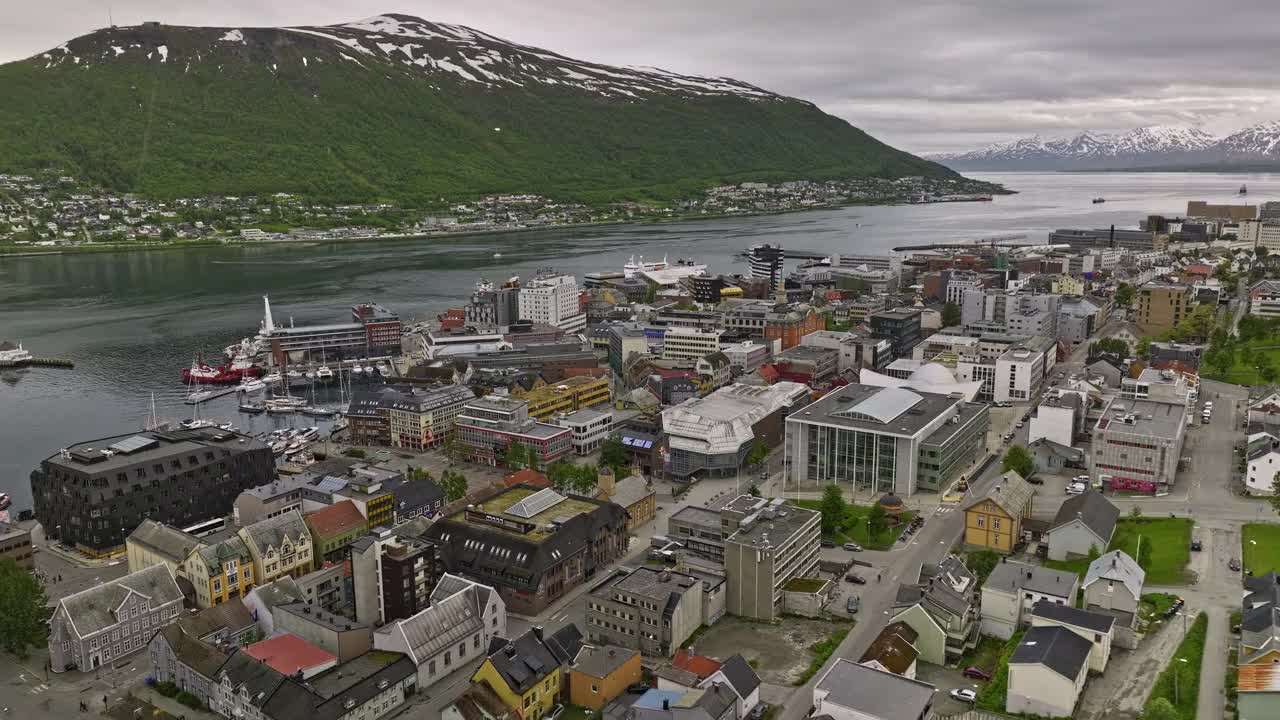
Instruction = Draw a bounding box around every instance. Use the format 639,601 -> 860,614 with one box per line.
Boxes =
428,660 -> 436,676
458,642 -> 466,657
473,633 -> 480,649
444,651 -> 451,666
976,516 -> 985,528
993,518 -> 1001,531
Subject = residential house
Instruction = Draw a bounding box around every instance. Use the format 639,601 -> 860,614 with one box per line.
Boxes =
811,659 -> 936,720
211,650 -> 287,720
962,471 -> 1034,554
597,468 -> 657,532
242,577 -> 305,638
373,574 -> 507,689
889,555 -> 979,664
471,625 -> 583,720
0,522 -> 34,570
149,624 -> 231,708
49,564 -> 184,672
627,684 -> 738,720
176,601 -> 259,647
1006,625 -> 1092,718
859,622 -> 921,679
304,500 -> 369,563
238,510 -> 314,585
1046,490 -> 1119,561
980,561 -> 1080,639
567,645 -> 642,711
1238,665 -> 1280,720
126,520 -> 200,576
182,534 -> 256,609
1083,551 -> 1144,627
1030,600 -> 1115,673
700,654 -> 761,719
1247,432 -> 1280,495
1027,437 -> 1085,473
1241,572 -> 1280,664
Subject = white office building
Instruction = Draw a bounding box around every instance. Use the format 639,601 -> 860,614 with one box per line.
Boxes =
519,272 -> 586,333
662,326 -> 722,362
554,407 -> 615,455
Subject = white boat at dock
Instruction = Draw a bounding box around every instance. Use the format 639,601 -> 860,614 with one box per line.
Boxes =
316,366 -> 334,380
376,361 -> 391,377
238,377 -> 267,393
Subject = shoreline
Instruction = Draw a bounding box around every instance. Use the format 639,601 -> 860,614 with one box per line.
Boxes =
0,193 -> 1009,259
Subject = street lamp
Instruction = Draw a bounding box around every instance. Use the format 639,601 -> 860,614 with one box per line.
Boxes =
1174,657 -> 1188,704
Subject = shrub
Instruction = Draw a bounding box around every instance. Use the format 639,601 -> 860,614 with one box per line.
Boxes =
343,448 -> 367,459
154,681 -> 180,698
176,691 -> 205,710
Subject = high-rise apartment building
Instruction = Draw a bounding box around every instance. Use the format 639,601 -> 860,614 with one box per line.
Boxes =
519,272 -> 586,333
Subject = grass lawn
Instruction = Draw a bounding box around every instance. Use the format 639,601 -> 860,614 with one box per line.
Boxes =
976,631 -> 1024,713
1242,523 -> 1280,575
560,706 -> 594,720
956,634 -> 1005,674
792,499 -> 915,550
795,627 -> 850,685
1140,592 -> 1181,624
1147,612 -> 1208,718
1203,340 -> 1280,386
1043,518 -> 1193,585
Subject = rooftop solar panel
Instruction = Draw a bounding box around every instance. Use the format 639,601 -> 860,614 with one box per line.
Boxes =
109,435 -> 160,454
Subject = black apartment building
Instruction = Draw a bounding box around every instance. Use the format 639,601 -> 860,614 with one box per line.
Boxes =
870,308 -> 924,360
31,428 -> 275,557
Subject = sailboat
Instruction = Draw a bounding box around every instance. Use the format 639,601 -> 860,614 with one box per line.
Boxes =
301,381 -> 334,418
264,357 -> 306,414
186,359 -> 216,403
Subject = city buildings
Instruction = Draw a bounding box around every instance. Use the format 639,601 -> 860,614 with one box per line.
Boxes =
466,280 -> 521,331
350,529 -> 442,626
1082,551 -> 1144,625
1006,626 -> 1092,718
799,330 -> 892,374
1249,279 -> 1280,318
568,645 -> 643,711
305,500 -> 369,563
812,659 -> 936,720
125,519 -> 200,576
785,384 -> 989,495
889,555 -> 979,664
1136,282 -> 1194,335
869,308 -> 923,359
49,564 -> 183,672
764,303 -> 823,350
746,243 -> 784,291
773,345 -> 839,385
662,382 -> 810,480
979,562 -> 1080,639
554,407 -> 614,455
454,395 -> 573,467
0,521 -> 34,570
424,486 -> 630,614
271,603 -> 370,663
148,624 -> 230,705
237,510 -> 315,585
258,297 -> 403,363
1046,491 -> 1119,561
31,428 -> 275,557
181,534 -> 256,609
720,340 -> 770,375
597,468 -> 657,532
722,496 -> 821,621
373,574 -> 506,690
661,326 -> 722,362
519,272 -> 586,333
962,471 -> 1034,554
346,384 -> 475,450
471,626 -> 582,719
517,375 -> 611,421
587,566 -> 707,656
667,505 -> 727,563
1090,398 -> 1188,492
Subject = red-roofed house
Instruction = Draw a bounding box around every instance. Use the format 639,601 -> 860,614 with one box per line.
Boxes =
672,649 -> 722,680
1183,264 -> 1214,281
756,364 -> 780,385
243,633 -> 337,678
503,468 -> 551,489
305,500 -> 369,563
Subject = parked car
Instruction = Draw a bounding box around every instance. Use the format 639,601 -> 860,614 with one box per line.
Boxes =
1191,540 -> 1202,551
950,689 -> 977,703
1230,558 -> 1242,571
843,542 -> 863,552
821,540 -> 836,549
962,667 -> 993,681
627,683 -> 650,694
1066,482 -> 1087,495
1026,475 -> 1044,485
847,597 -> 860,614
845,573 -> 867,585
1016,421 -> 1024,428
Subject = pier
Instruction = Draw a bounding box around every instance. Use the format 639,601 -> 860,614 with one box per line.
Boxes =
0,357 -> 74,368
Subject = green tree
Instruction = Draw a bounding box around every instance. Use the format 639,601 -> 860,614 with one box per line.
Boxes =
440,470 -> 468,502
571,464 -> 599,495
643,284 -> 657,304
1269,471 -> 1280,516
748,484 -> 761,498
442,433 -> 461,464
504,441 -> 530,470
342,448 -> 367,459
1115,282 -> 1135,307
965,549 -> 1000,586
600,433 -> 629,475
1090,338 -> 1130,358
1086,544 -> 1101,564
1131,505 -> 1143,519
819,484 -> 848,535
867,503 -> 889,539
1001,445 -> 1035,479
1143,697 -> 1180,720
942,302 -> 962,328
745,440 -> 769,467
1260,357 -> 1279,385
1136,336 -> 1152,359
0,557 -> 47,657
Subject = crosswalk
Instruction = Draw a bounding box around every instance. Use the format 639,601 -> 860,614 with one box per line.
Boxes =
28,683 -> 49,695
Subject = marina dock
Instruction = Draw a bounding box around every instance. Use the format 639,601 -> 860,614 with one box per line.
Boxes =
184,386 -> 240,405
0,356 -> 74,368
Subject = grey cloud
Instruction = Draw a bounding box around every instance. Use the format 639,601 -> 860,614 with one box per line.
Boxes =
6,0 -> 1280,153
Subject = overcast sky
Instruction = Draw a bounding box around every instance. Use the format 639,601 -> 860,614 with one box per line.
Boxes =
7,0 -> 1280,153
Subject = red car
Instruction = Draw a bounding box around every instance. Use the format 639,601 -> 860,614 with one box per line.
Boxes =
962,666 -> 992,681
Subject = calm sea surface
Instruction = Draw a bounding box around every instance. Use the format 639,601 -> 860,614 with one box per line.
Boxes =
0,171 -> 1273,510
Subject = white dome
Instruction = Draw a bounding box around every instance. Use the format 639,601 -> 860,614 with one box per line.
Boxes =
910,362 -> 957,385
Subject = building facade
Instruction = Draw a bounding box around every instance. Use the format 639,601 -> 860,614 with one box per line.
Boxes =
238,510 -> 315,585
454,396 -> 573,468
519,272 -> 586,333
49,564 -> 183,672
346,384 -> 475,450
587,567 -> 706,656
722,496 -> 822,621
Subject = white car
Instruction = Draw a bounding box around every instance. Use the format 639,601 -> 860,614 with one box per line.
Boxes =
950,689 -> 977,703
1066,482 -> 1087,495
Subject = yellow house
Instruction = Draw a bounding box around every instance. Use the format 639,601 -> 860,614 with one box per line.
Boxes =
568,645 -> 641,711
181,535 -> 255,608
1051,276 -> 1086,296
473,628 -> 572,720
962,471 -> 1034,553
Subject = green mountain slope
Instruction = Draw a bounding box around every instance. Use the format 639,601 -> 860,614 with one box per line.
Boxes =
0,15 -> 957,204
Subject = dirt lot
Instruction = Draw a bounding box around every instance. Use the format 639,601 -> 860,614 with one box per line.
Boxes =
687,616 -> 853,685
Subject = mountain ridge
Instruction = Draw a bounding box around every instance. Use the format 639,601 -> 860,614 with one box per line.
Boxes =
0,14 -> 961,204
931,123 -> 1280,171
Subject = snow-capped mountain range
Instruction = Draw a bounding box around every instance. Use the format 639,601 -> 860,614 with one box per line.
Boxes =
931,123 -> 1280,170
32,13 -> 784,103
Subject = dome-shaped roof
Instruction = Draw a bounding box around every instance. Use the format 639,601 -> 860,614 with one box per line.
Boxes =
910,362 -> 957,385
878,493 -> 904,508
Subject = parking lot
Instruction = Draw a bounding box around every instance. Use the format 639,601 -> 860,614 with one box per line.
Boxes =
916,662 -> 989,715
686,615 -> 854,686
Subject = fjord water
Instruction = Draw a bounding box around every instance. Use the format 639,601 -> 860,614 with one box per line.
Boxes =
0,171 -> 1273,509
